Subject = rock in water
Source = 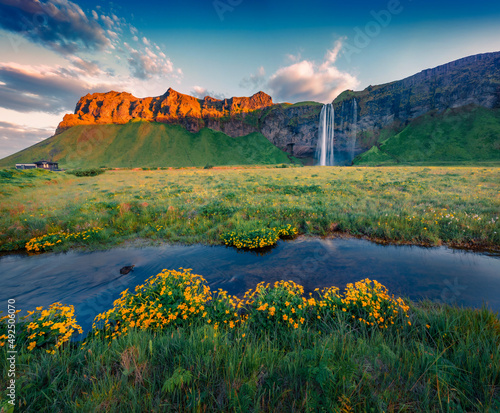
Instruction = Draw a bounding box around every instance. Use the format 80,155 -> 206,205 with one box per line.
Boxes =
120,265 -> 135,275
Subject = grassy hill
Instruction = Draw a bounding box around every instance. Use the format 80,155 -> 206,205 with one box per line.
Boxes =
354,105 -> 500,165
0,122 -> 293,169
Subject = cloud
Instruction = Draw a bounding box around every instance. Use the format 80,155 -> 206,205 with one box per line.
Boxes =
0,0 -> 183,157
191,86 -> 208,98
0,62 -> 122,113
0,0 -> 109,55
69,57 -> 103,77
0,0 -> 182,84
0,121 -> 53,158
126,45 -> 176,80
190,86 -> 225,100
107,30 -> 118,40
285,52 -> 302,63
267,40 -> 359,103
239,66 -> 266,90
100,14 -> 114,29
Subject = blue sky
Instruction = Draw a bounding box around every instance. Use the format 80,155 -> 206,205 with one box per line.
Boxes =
0,0 -> 499,157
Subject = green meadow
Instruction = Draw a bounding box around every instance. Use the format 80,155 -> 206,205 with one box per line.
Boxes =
0,123 -> 293,170
355,106 -> 500,166
0,165 -> 498,253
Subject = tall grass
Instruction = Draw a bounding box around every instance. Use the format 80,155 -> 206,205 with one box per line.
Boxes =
0,166 -> 498,252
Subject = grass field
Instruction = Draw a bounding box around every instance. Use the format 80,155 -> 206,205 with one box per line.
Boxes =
0,165 -> 498,252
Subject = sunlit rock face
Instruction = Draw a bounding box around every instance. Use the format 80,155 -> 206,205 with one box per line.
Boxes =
56,89 -> 274,134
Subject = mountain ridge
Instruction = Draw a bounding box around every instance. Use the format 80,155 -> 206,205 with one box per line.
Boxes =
56,88 -> 274,134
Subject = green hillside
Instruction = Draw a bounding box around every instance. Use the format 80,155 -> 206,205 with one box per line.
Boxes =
0,122 -> 293,168
354,105 -> 500,165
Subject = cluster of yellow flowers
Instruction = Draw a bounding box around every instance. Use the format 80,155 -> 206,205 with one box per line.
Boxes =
0,309 -> 21,348
25,227 -> 103,252
1,271 -> 413,353
339,279 -> 411,328
88,271 -> 412,342
0,303 -> 83,354
276,224 -> 298,237
243,280 -> 314,330
207,289 -> 246,331
221,225 -> 298,249
91,268 -> 213,341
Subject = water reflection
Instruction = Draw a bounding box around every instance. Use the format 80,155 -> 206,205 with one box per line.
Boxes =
0,238 -> 498,333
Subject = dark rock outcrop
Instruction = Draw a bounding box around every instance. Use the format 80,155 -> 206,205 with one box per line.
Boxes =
259,104 -> 322,157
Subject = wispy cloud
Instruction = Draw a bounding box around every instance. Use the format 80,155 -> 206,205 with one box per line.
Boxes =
0,0 -> 109,55
0,0 -> 181,81
0,120 -> 53,158
239,66 -> 266,90
190,86 -> 225,100
0,0 -> 183,113
267,40 -> 359,103
123,42 -> 178,80
100,14 -> 115,30
0,62 -> 122,113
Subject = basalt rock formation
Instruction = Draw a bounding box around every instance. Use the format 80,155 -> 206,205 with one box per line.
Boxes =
56,87 -> 322,158
259,47 -> 499,161
56,88 -> 274,135
258,103 -> 322,157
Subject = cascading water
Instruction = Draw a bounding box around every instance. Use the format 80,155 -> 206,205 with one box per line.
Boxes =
350,98 -> 358,163
340,101 -> 345,134
315,103 -> 335,166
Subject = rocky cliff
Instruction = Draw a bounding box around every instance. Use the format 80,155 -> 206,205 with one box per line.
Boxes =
258,103 -> 322,157
331,51 -> 500,160
56,88 -> 274,135
258,51 -> 500,161
56,87 -> 322,159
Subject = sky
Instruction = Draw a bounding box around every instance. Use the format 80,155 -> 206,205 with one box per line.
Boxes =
0,0 -> 499,158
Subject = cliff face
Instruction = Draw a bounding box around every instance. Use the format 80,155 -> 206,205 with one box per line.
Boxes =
56,88 -> 274,134
56,86 -> 322,157
258,104 -> 322,157
331,51 -> 500,155
54,51 -> 500,163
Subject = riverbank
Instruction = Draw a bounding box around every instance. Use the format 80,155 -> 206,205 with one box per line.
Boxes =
1,271 -> 499,411
0,166 -> 499,253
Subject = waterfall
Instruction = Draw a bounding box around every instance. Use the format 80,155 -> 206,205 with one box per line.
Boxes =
340,101 -> 345,135
315,104 -> 335,166
350,99 -> 358,163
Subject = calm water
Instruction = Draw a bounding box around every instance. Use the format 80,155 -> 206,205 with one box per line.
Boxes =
0,238 -> 499,332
